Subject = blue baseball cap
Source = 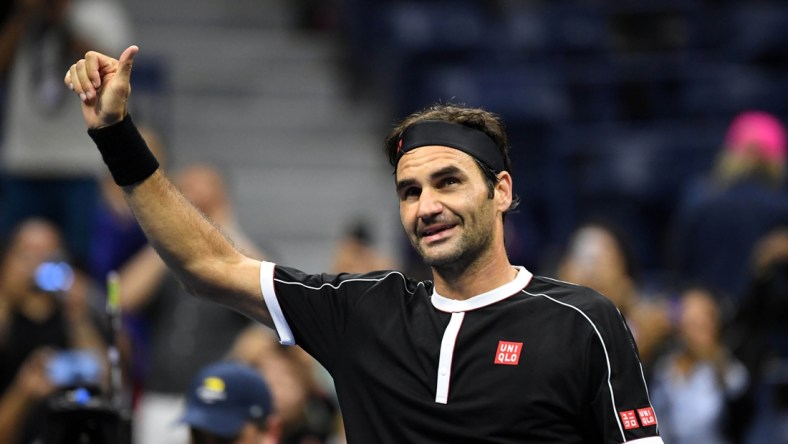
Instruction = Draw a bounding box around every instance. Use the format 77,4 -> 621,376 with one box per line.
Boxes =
179,361 -> 274,438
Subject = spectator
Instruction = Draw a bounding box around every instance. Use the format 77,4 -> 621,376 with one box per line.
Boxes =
557,219 -> 672,376
0,0 -> 131,264
650,287 -> 749,444
671,110 -> 788,305
330,219 -> 398,274
727,227 -> 788,444
0,218 -> 106,444
229,326 -> 342,444
729,227 -> 788,383
126,163 -> 264,444
179,360 -> 280,444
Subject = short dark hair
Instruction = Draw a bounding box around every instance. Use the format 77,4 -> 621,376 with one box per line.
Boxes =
384,103 -> 520,216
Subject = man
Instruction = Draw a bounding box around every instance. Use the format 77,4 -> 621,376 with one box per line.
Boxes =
180,361 -> 279,444
64,46 -> 663,443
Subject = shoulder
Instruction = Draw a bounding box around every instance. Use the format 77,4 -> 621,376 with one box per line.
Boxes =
523,275 -> 620,318
271,264 -> 429,294
521,275 -> 629,343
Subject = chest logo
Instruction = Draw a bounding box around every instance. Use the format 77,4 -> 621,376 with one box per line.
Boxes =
494,341 -> 523,365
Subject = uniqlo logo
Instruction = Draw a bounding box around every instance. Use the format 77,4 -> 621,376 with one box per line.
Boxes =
638,407 -> 657,427
619,410 -> 640,430
494,341 -> 523,365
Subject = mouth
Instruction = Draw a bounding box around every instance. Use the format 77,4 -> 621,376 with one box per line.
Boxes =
419,223 -> 457,242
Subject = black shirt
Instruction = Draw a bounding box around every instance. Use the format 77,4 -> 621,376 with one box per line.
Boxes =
259,263 -> 663,443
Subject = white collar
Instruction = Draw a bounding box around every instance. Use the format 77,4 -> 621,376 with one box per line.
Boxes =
431,266 -> 533,313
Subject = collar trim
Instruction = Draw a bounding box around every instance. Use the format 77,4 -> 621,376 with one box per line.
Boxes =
431,266 -> 532,313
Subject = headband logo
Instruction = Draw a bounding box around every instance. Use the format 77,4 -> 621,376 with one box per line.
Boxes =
396,138 -> 403,155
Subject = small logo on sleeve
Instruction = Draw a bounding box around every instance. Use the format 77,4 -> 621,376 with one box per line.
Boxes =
494,341 -> 523,365
637,407 -> 657,427
619,410 -> 639,430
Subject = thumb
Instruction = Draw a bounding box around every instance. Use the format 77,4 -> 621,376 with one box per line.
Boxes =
116,45 -> 139,82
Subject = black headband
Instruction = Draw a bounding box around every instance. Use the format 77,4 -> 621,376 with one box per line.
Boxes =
396,120 -> 506,172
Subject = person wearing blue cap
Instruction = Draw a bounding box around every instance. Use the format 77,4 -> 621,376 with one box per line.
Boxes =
180,361 -> 280,444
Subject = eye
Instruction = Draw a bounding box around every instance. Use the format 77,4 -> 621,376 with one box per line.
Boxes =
440,177 -> 460,187
398,186 -> 420,200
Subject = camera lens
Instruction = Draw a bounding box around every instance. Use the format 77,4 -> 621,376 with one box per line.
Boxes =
35,262 -> 74,292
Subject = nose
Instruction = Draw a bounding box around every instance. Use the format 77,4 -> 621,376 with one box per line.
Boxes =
416,188 -> 443,220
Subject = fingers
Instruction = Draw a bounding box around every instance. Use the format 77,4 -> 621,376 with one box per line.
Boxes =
119,45 -> 139,64
68,60 -> 94,102
116,45 -> 139,83
84,51 -> 102,89
63,45 -> 140,102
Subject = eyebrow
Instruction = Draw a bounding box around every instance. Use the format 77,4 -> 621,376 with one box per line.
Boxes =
396,165 -> 465,194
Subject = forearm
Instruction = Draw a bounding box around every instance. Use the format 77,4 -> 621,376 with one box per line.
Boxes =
121,172 -> 267,321
67,48 -> 270,325
0,385 -> 35,444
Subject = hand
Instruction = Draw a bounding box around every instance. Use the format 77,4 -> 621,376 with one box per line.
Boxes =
64,45 -> 138,129
14,348 -> 56,400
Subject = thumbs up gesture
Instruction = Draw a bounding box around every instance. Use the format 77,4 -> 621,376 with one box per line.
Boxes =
64,45 -> 139,129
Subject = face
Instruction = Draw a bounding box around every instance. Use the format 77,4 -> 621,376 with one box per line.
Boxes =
396,146 -> 506,269
560,226 -> 631,307
259,355 -> 307,426
679,290 -> 719,354
233,423 -> 267,444
0,220 -> 63,300
177,165 -> 226,217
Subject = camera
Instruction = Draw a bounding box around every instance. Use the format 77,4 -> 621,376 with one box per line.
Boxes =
47,350 -> 101,387
44,386 -> 130,444
42,352 -> 131,444
34,260 -> 74,293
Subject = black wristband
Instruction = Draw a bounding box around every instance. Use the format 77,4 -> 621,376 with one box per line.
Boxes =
88,114 -> 160,186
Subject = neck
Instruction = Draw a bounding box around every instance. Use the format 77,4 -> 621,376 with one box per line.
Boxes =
431,243 -> 515,300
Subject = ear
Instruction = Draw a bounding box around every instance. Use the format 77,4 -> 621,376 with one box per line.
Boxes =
494,171 -> 513,213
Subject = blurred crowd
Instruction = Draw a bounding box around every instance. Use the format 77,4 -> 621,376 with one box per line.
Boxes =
1,0 -> 788,444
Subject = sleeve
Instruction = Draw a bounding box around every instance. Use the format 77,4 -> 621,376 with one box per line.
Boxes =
585,298 -> 664,444
258,261 -> 393,371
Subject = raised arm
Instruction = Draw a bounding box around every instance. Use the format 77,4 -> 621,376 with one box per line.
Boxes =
64,46 -> 270,326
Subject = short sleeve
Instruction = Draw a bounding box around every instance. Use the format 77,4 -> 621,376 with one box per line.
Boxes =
258,261 -> 405,371
586,301 -> 663,443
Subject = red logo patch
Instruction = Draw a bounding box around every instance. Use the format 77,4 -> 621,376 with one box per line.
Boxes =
396,138 -> 403,154
494,341 -> 523,365
619,410 -> 639,430
637,407 -> 657,427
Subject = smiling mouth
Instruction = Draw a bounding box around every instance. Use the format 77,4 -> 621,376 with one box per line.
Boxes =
420,224 -> 456,239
